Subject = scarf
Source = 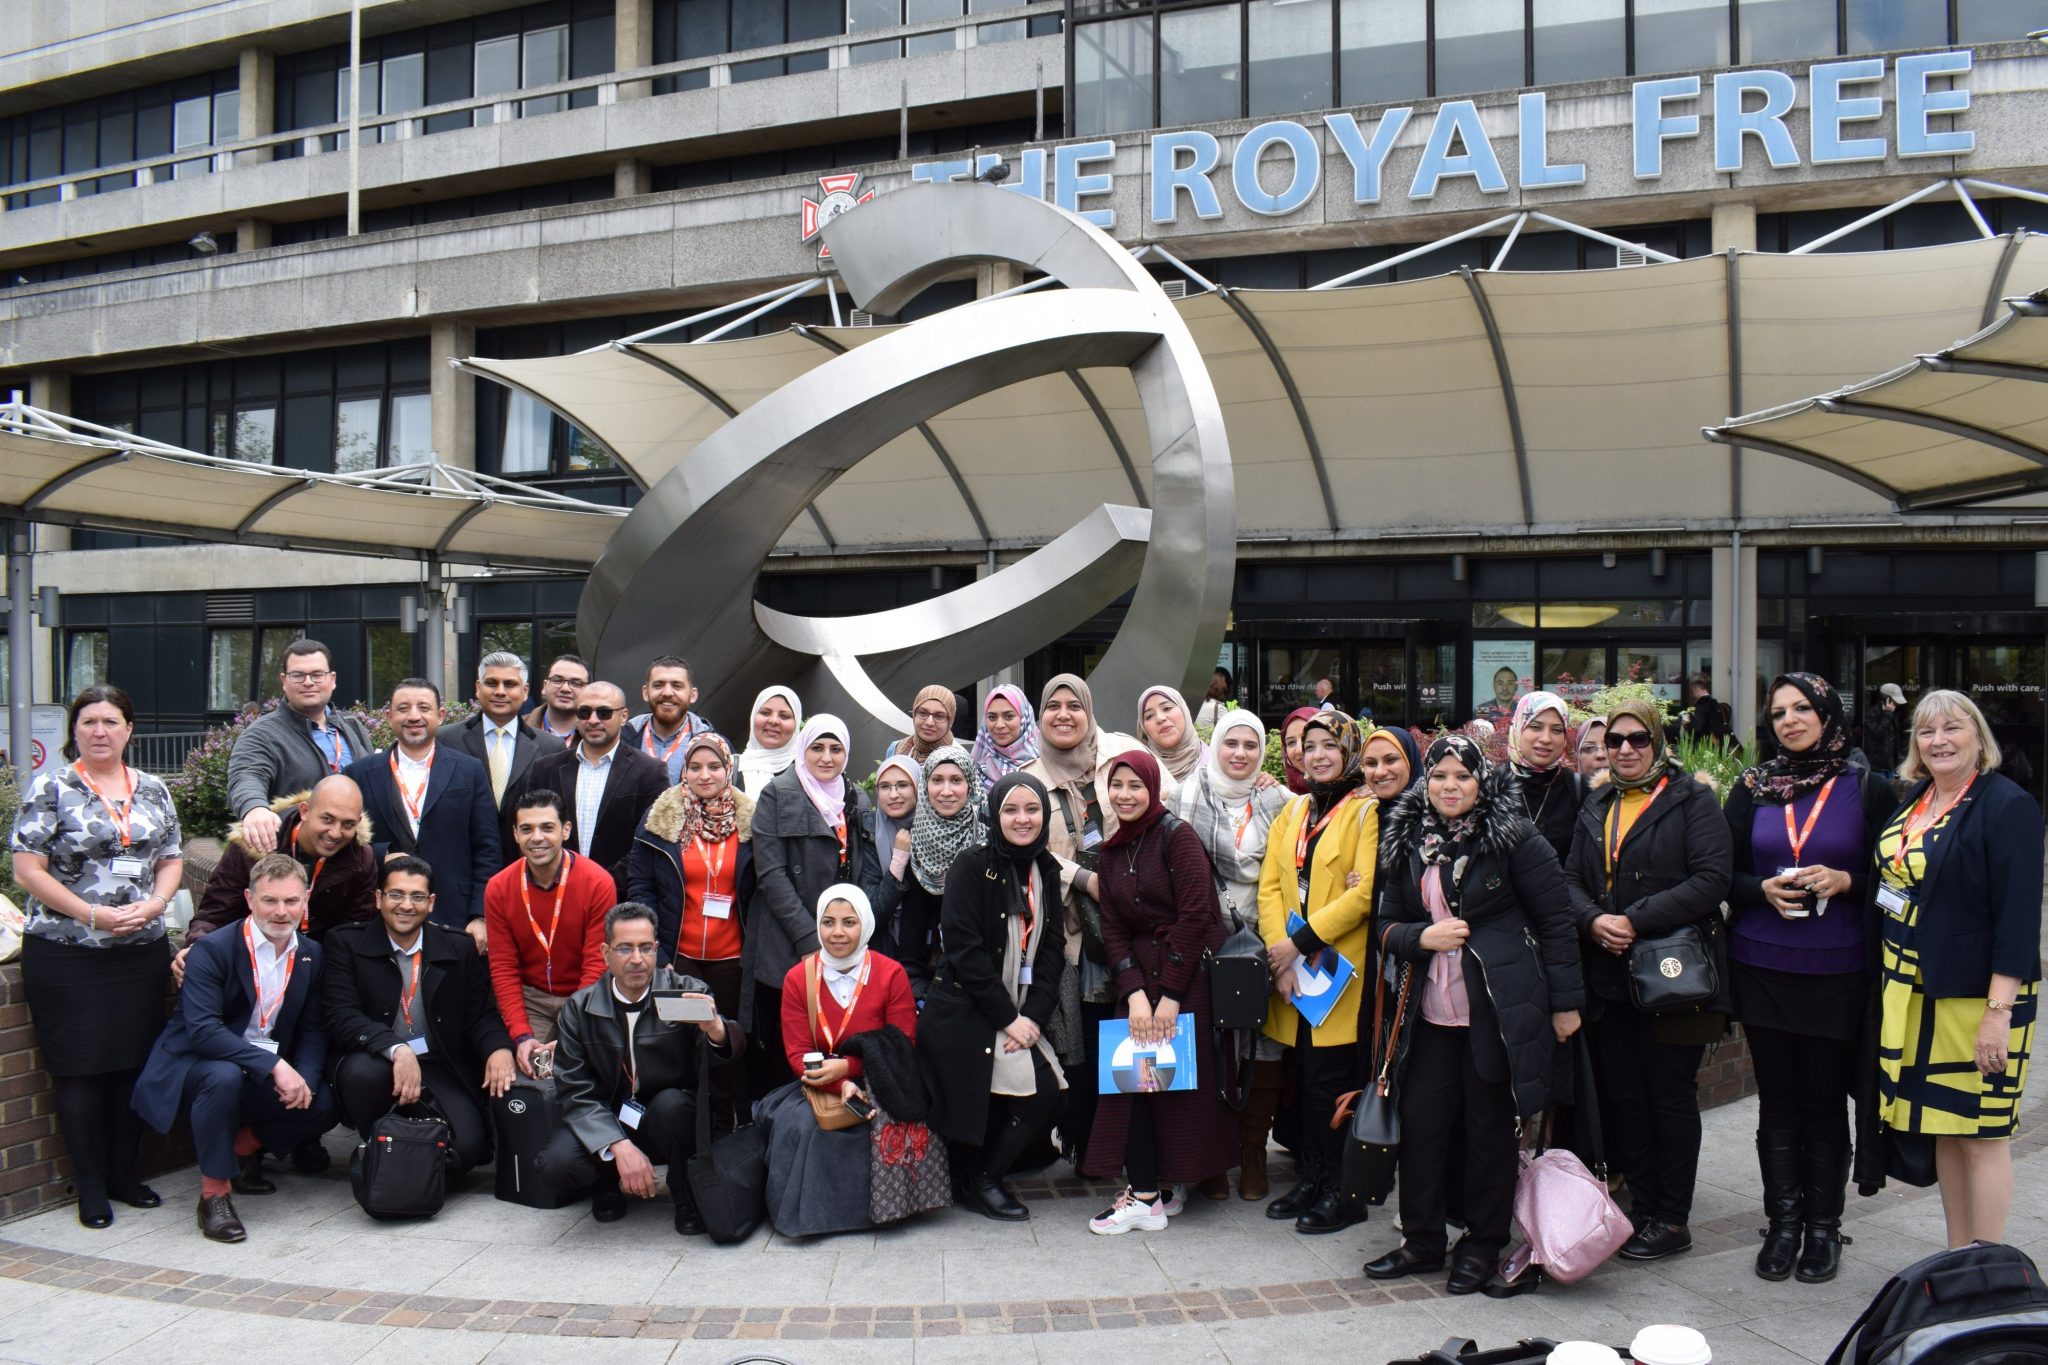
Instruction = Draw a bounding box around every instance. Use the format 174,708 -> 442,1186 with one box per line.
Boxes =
1742,671 -> 1850,802
909,745 -> 985,894
1280,706 -> 1320,794
1604,698 -> 1671,793
815,881 -> 874,972
969,684 -> 1039,786
986,771 -> 1052,865
1302,709 -> 1365,818
674,732 -> 740,845
1137,684 -> 1207,783
734,685 -> 803,790
1417,735 -> 1488,872
1103,751 -> 1167,848
1509,690 -> 1573,773
1575,715 -> 1607,765
1203,710 -> 1266,804
872,754 -> 920,865
1032,674 -> 1101,789
795,714 -> 851,826
892,685 -> 958,766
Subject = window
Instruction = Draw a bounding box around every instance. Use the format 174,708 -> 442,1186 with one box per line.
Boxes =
67,631 -> 110,697
1248,0 -> 1332,119
474,35 -> 521,123
1435,0 -> 1525,95
258,628 -> 309,701
1533,0 -> 1625,85
1846,0 -> 1947,50
234,406 -> 277,464
3,69 -> 236,203
1635,0 -> 1731,74
1957,0 -> 2036,41
1339,0 -> 1427,106
367,626 -> 415,704
389,393 -> 432,464
335,398 -> 381,473
522,26 -> 569,117
905,0 -> 964,56
208,629 -> 254,710
1161,7 -> 1240,127
1739,0 -> 1838,61
502,393 -> 553,473
1075,15 -> 1153,136
478,620 -> 534,667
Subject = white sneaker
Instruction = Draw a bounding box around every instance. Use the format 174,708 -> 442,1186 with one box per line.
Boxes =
1159,1185 -> 1187,1217
1089,1189 -> 1169,1235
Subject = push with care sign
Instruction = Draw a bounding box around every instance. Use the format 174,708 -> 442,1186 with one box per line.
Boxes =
907,50 -> 1976,229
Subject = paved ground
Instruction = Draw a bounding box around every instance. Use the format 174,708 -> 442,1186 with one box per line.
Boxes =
0,1092 -> 2040,1365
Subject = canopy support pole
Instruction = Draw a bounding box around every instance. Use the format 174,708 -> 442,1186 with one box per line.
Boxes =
422,560 -> 447,700
7,520 -> 30,787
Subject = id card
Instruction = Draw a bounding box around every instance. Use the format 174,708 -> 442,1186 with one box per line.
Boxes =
110,857 -> 147,880
251,1037 -> 280,1055
1298,873 -> 1312,906
405,1037 -> 430,1056
703,893 -> 734,921
1018,963 -> 1033,986
1080,824 -> 1102,853
619,1099 -> 646,1130
1877,884 -> 1912,920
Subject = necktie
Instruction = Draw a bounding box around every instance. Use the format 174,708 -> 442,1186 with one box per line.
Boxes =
488,728 -> 510,803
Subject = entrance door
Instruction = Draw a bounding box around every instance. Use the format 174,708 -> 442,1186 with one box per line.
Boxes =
1848,635 -> 2045,799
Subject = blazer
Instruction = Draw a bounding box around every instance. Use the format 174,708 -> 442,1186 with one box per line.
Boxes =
1890,769 -> 2043,997
745,766 -> 879,1001
134,926 -> 327,1135
344,745 -> 503,929
551,966 -> 745,1157
321,919 -> 514,1085
450,711 -> 545,838
522,742 -> 669,888
1256,789 -> 1380,1048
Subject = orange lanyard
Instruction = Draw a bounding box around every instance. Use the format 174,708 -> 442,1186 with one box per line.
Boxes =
1782,777 -> 1838,864
1893,775 -> 1975,872
1605,777 -> 1669,873
833,821 -> 848,868
391,745 -> 434,824
642,724 -> 686,765
1233,797 -> 1258,850
243,918 -> 297,1035
1019,875 -> 1036,943
73,764 -> 136,849
1295,791 -> 1359,870
397,945 -> 422,1030
814,956 -> 872,1052
692,836 -> 732,892
301,855 -> 326,931
522,852 -> 573,989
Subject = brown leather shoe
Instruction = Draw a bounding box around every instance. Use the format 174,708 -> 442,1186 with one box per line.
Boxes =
197,1194 -> 247,1243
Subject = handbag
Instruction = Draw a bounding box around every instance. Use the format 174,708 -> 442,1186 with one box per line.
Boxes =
804,956 -> 873,1133
1337,936 -> 1413,1213
867,1106 -> 951,1225
683,1044 -> 768,1244
1884,1126 -> 1937,1187
349,1096 -> 451,1221
1500,1036 -> 1632,1285
1208,922 -> 1271,1033
1625,921 -> 1720,1015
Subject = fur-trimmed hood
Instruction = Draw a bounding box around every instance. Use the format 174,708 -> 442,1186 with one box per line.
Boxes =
1376,760 -> 1529,868
641,783 -> 755,844
227,789 -> 373,851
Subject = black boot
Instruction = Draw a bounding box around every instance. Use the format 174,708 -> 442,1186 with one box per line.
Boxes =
1754,1130 -> 1803,1282
1296,1177 -> 1365,1235
1795,1140 -> 1851,1284
1266,1149 -> 1323,1220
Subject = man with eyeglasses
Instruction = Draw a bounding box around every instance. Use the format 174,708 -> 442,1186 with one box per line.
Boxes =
226,639 -> 376,856
540,902 -> 743,1235
520,681 -> 666,885
531,654 -> 591,746
452,650 -> 544,845
323,856 -> 515,1175
624,656 -> 715,785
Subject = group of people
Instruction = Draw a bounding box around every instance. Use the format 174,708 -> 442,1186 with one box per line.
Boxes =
10,647 -> 2039,1300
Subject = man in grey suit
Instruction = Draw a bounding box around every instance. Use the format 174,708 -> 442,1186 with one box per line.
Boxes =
450,651 -> 543,847
226,638 -> 375,856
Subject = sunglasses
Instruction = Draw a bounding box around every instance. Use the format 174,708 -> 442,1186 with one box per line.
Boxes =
575,705 -> 619,720
1604,730 -> 1656,751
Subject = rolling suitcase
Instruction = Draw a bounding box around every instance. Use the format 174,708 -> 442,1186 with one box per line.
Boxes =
491,1078 -> 579,1209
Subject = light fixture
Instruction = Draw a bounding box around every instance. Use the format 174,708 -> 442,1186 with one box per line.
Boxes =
1807,545 -> 1825,576
1450,553 -> 1468,582
1601,552 -> 1617,569
188,230 -> 219,255
1650,548 -> 1667,577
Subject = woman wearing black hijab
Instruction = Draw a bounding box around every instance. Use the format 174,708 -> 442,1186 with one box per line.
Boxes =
918,771 -> 1068,1221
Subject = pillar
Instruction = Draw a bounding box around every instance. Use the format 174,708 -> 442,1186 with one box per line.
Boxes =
236,47 -> 275,168
976,261 -> 1022,297
1711,201 -> 1757,253
27,374 -> 70,555
235,218 -> 272,250
615,0 -> 655,101
429,322 -> 477,471
1712,541 -> 1760,748
614,158 -> 652,198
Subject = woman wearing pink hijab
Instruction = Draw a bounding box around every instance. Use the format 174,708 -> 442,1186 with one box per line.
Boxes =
970,685 -> 1039,787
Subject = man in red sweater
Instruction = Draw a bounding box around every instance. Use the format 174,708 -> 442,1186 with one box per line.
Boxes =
483,788 -> 616,1078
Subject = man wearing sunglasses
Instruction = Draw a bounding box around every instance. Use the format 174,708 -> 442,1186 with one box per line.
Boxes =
521,681 -> 668,887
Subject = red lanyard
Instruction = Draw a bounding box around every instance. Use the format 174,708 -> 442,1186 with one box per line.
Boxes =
833,821 -> 848,867
1233,797 -> 1258,849
301,855 -> 326,931
692,836 -> 732,893
73,765 -> 136,849
1295,791 -> 1359,869
1019,875 -> 1036,943
1893,775 -> 1975,872
814,956 -> 871,1052
243,917 -> 298,1035
522,852 -> 573,990
642,724 -> 686,765
1605,777 -> 1670,873
391,745 -> 435,824
1783,777 -> 1838,864
397,945 -> 422,1030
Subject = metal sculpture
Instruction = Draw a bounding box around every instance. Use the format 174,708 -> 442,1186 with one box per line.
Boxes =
576,182 -> 1235,756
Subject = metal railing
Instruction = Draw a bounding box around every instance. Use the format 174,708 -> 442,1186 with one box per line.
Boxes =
0,3 -> 1062,210
128,731 -> 207,776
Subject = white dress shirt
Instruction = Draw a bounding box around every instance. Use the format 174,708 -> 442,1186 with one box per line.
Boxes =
484,719 -> 520,800
574,743 -> 616,857
241,925 -> 300,1046
394,746 -> 433,837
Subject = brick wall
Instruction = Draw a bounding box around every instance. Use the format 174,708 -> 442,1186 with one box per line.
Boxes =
1698,1025 -> 1759,1109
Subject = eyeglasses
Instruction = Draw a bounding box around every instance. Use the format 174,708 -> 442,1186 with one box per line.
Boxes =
382,892 -> 432,906
608,942 -> 658,958
1604,731 -> 1656,751
545,675 -> 587,687
913,707 -> 951,723
283,670 -> 332,684
575,705 -> 619,720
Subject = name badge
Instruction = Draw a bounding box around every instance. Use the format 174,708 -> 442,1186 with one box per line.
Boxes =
1877,884 -> 1912,920
703,893 -> 734,921
619,1099 -> 646,1130
406,1037 -> 430,1056
1298,873 -> 1312,906
109,857 -> 146,880
1080,825 -> 1102,852
1018,964 -> 1033,986
251,1037 -> 280,1055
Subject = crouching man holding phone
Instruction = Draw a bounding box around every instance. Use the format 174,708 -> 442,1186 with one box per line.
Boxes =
541,901 -> 745,1234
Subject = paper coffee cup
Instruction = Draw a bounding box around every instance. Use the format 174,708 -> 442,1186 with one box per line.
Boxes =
1548,1343 -> 1624,1365
1630,1325 -> 1712,1365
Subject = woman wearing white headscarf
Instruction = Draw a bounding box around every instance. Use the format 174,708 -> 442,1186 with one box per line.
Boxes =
1138,685 -> 1208,784
1173,709 -> 1292,1199
758,884 -> 922,1237
734,686 -> 804,795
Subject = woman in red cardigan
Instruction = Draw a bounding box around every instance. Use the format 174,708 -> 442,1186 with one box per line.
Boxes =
761,883 -> 922,1237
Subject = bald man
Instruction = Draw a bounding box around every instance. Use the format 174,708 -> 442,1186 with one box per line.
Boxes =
518,680 -> 667,885
181,774 -> 380,981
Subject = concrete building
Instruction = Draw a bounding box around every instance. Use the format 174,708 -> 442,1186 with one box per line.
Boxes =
2,1 -> 2046,787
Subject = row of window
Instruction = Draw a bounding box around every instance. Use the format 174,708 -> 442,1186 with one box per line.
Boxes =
2,71 -> 237,204
1072,0 -> 2037,137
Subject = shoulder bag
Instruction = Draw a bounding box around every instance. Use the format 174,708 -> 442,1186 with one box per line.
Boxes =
684,1042 -> 768,1244
1625,920 -> 1720,1014
1498,1035 -> 1632,1285
349,1097 -> 452,1221
804,956 -> 871,1132
1336,928 -> 1413,1213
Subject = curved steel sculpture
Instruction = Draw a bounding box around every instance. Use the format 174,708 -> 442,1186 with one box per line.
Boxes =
577,183 -> 1235,755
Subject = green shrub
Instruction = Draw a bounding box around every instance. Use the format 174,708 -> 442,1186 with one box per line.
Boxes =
0,764 -> 20,906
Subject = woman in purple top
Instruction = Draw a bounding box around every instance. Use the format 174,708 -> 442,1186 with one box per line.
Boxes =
1722,673 -> 1898,1286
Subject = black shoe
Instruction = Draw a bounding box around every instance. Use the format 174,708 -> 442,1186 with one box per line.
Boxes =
1267,1153 -> 1323,1220
673,1203 -> 706,1236
960,1172 -> 1029,1222
290,1139 -> 331,1174
1619,1218 -> 1692,1261
76,1199 -> 112,1230
231,1153 -> 276,1196
1755,1130 -> 1803,1282
197,1194 -> 246,1243
1294,1184 -> 1364,1236
1795,1139 -> 1851,1284
1482,1269 -> 1541,1299
1365,1246 -> 1445,1281
109,1183 -> 161,1210
1447,1255 -> 1492,1296
592,1192 -> 628,1223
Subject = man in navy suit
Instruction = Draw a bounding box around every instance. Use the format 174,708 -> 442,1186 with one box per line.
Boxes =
134,854 -> 336,1243
345,678 -> 501,955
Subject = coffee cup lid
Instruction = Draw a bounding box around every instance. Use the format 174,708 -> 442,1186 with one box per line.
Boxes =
1630,1325 -> 1713,1365
1549,1343 -> 1624,1365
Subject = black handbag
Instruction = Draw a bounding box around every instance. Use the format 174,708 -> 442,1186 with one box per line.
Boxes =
1625,922 -> 1720,1014
682,1044 -> 768,1244
350,1097 -> 452,1221
1208,922 -> 1271,1034
1338,946 -> 1413,1213
1884,1127 -> 1938,1188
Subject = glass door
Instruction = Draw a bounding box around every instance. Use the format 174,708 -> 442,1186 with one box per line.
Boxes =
1958,641 -> 2045,798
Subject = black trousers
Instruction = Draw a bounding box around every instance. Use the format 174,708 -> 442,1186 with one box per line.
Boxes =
1591,1006 -> 1705,1226
1747,1023 -> 1855,1148
1397,1022 -> 1520,1261
680,957 -> 745,1135
963,1051 -> 1062,1181
1057,1000 -> 1112,1159
333,1051 -> 491,1173
747,984 -> 787,1106
1292,1016 -> 1358,1167
537,1087 -> 699,1207
1125,1100 -> 1162,1193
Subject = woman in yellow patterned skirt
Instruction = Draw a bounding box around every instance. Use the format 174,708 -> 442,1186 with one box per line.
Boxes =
1876,689 -> 2042,1248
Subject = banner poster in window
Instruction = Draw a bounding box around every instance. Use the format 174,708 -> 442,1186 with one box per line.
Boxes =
1472,640 -> 1535,733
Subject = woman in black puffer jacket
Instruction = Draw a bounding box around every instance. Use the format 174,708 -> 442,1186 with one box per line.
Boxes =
1365,734 -> 1584,1298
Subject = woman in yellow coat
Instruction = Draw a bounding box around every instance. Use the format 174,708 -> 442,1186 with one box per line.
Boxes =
1259,708 -> 1378,1235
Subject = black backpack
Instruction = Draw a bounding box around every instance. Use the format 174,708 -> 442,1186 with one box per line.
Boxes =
1826,1243 -> 2048,1365
349,1102 -> 452,1221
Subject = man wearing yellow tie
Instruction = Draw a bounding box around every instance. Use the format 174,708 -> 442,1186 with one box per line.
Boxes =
453,651 -> 543,857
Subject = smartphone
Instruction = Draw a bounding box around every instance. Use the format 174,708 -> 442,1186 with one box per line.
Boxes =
843,1092 -> 876,1122
653,991 -> 717,1023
